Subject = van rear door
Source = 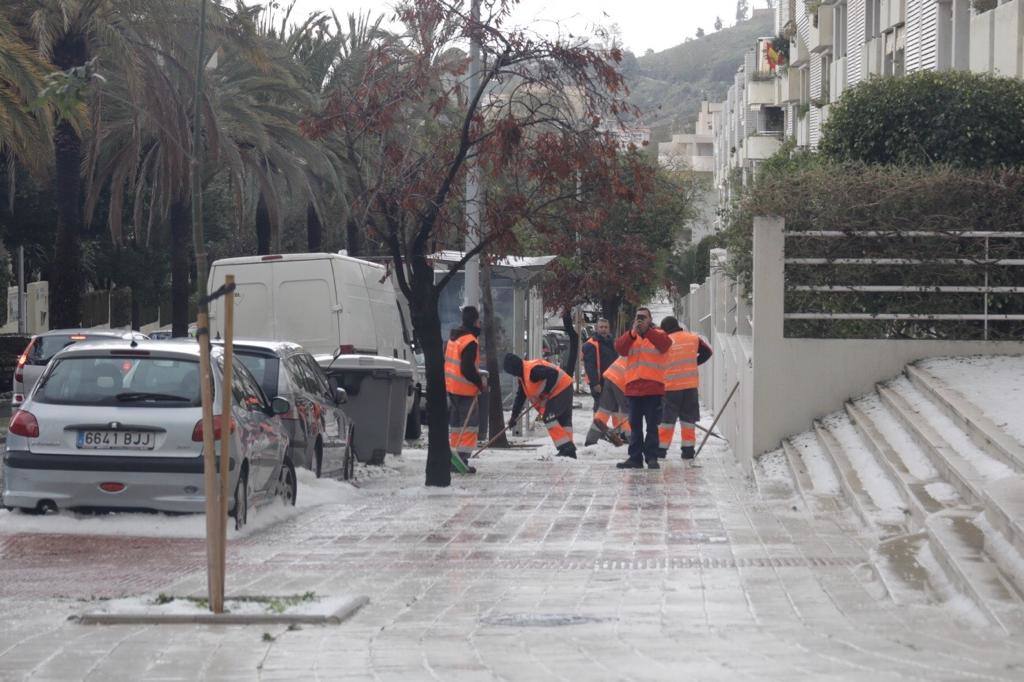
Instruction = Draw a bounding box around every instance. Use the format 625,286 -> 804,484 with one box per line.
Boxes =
208,262 -> 273,341
271,259 -> 339,355
331,258 -> 377,354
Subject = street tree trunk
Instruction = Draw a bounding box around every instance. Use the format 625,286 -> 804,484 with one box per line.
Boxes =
345,217 -> 362,257
407,258 -> 451,487
49,35 -> 88,329
307,203 -> 323,252
255,194 -> 271,255
169,200 -> 191,337
602,296 -> 622,334
480,259 -> 508,447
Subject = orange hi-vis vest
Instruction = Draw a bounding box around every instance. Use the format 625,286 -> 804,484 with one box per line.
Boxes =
602,357 -> 628,391
623,335 -> 666,387
664,331 -> 700,391
521,359 -> 573,408
584,337 -> 603,378
444,334 -> 480,396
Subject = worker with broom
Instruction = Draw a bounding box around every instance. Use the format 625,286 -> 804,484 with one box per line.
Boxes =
657,316 -> 713,460
445,306 -> 486,472
504,353 -> 577,459
585,356 -> 632,447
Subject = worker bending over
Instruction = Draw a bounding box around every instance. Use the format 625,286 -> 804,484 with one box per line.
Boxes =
658,316 -> 713,460
585,356 -> 632,446
504,353 -> 577,459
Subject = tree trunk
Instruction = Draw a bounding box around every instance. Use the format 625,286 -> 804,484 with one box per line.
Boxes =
345,217 -> 362,257
256,194 -> 271,255
306,203 -> 323,252
602,296 -> 622,334
169,200 -> 191,337
408,261 -> 450,487
480,260 -> 508,447
50,118 -> 84,328
49,34 -> 88,329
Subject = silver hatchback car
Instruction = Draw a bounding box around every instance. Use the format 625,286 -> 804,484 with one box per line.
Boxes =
12,328 -> 148,406
2,339 -> 293,528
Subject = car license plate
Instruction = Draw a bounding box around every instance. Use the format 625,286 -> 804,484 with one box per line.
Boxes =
77,430 -> 155,450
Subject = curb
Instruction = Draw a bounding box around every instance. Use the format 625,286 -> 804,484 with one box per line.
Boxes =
74,595 -> 369,626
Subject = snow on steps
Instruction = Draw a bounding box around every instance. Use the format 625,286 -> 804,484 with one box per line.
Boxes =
762,358 -> 1024,632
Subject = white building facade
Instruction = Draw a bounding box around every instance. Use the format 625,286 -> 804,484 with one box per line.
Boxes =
710,0 -> 1024,209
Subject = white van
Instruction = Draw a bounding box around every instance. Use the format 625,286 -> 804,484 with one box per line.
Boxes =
207,253 -> 422,434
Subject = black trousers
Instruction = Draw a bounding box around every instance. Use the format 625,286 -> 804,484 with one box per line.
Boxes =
628,394 -> 662,463
590,383 -> 602,413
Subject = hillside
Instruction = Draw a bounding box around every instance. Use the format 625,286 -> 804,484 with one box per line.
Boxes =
624,10 -> 774,144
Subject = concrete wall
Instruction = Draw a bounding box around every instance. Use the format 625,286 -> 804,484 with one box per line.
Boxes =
683,217 -> 1024,475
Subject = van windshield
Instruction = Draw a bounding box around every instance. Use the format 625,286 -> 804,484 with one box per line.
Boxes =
34,356 -> 202,407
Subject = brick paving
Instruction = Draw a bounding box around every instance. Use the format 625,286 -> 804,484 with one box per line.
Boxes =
2,417 -> 1024,680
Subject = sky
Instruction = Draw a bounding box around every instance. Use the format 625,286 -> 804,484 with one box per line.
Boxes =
275,1 -> 766,55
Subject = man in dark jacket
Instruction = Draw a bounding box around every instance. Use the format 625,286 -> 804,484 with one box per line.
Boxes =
505,353 -> 577,459
445,306 -> 485,472
582,318 -> 617,413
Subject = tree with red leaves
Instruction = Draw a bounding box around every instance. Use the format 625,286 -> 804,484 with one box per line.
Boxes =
303,0 -> 648,487
541,159 -> 699,332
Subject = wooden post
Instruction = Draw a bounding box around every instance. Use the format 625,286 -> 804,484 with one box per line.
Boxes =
217,275 -> 234,603
196,310 -> 223,613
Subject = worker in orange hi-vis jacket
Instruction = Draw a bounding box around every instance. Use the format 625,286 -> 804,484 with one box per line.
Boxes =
585,356 -> 632,446
504,353 -> 577,459
445,306 -> 485,472
657,316 -> 713,461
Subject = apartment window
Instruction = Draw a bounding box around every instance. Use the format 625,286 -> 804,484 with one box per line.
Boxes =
821,54 -> 833,102
762,107 -> 785,134
883,26 -> 905,77
834,1 -> 848,58
866,0 -> 881,39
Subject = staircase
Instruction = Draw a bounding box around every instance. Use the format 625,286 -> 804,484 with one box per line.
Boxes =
758,358 -> 1024,633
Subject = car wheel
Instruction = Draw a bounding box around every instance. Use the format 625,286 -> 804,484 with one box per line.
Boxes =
279,458 -> 297,506
314,440 -> 323,479
231,468 -> 248,530
18,506 -> 45,515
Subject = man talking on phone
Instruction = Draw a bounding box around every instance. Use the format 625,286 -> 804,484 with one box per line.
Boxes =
614,307 -> 671,469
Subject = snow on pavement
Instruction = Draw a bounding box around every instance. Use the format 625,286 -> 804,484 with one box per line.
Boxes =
823,412 -> 907,525
853,393 -> 940,482
790,431 -> 840,495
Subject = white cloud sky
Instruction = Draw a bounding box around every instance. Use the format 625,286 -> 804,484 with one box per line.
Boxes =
273,1 -> 771,55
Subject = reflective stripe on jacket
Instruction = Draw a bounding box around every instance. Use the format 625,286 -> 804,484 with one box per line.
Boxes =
664,331 -> 700,391
623,337 -> 666,388
602,357 -> 628,391
445,334 -> 480,396
521,358 -> 572,404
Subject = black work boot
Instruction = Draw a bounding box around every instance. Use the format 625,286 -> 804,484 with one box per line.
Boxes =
646,458 -> 661,470
616,458 -> 643,469
556,444 -> 578,459
681,447 -> 696,460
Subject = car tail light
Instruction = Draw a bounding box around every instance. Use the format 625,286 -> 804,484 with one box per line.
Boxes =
9,410 -> 39,438
14,339 -> 34,383
191,415 -> 236,442
99,482 -> 125,493
261,255 -> 284,261
338,344 -> 355,354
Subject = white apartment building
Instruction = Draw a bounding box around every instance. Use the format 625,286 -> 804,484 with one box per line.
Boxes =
657,101 -> 721,173
711,0 -> 1024,209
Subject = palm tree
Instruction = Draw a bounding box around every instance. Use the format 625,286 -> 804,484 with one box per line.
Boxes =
14,0 -> 137,327
0,10 -> 53,180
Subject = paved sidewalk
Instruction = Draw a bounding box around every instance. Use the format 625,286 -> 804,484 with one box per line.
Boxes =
2,412 -> 1024,680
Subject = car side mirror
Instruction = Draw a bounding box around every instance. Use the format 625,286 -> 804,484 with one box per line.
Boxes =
271,396 -> 291,415
334,387 -> 348,405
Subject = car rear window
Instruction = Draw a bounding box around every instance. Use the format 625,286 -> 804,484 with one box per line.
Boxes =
234,351 -> 280,401
28,334 -> 113,365
33,356 -> 201,406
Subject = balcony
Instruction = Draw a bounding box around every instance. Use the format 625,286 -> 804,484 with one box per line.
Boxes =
879,0 -> 906,33
776,69 -> 802,104
970,0 -> 1024,77
746,78 -> 777,106
829,57 -> 847,102
862,36 -> 884,78
808,4 -> 834,54
746,133 -> 784,161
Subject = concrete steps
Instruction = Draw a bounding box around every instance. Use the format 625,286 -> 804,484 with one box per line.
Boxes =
776,358 -> 1024,631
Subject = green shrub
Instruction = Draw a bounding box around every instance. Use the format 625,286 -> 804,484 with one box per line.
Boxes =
819,71 -> 1024,168
720,158 -> 1024,339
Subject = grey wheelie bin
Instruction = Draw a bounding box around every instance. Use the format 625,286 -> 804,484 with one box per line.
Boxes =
316,354 -> 414,465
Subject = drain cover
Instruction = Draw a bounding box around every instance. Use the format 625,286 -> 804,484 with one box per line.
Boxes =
481,613 -> 612,627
